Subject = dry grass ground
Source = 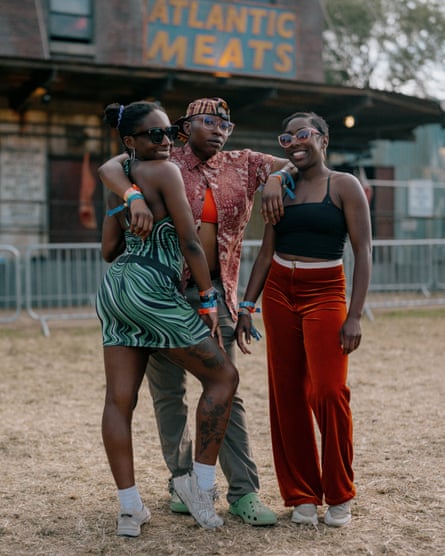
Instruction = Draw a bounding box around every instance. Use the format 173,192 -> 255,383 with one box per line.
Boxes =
0,309 -> 444,556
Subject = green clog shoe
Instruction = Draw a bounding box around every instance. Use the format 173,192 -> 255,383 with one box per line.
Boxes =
169,491 -> 190,514
229,492 -> 277,526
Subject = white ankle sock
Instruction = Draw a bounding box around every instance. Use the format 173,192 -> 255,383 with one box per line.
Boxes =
193,461 -> 216,491
118,485 -> 143,512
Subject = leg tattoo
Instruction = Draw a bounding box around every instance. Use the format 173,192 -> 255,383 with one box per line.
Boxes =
197,395 -> 229,457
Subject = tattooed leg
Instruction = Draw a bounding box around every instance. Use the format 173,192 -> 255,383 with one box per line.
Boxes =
164,336 -> 238,465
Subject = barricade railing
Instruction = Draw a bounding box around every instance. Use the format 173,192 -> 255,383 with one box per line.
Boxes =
240,239 -> 445,317
0,245 -> 21,323
24,243 -> 107,336
1,239 -> 445,334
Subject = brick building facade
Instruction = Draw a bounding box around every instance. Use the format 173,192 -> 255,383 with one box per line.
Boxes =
0,0 -> 443,247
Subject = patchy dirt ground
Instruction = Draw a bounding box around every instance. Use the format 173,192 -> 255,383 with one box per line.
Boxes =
0,309 -> 444,555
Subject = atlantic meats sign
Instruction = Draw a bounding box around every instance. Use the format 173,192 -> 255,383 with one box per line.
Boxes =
143,0 -> 297,79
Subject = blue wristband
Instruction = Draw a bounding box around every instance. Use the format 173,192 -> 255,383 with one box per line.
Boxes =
107,203 -> 127,216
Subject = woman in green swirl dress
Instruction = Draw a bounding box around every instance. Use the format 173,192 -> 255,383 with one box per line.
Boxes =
96,101 -> 238,536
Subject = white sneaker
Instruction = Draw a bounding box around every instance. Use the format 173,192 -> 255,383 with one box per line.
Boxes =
324,501 -> 352,527
291,504 -> 318,525
117,504 -> 151,537
173,472 -> 224,529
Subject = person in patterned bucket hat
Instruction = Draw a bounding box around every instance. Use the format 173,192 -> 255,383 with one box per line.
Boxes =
99,96 -> 297,526
174,97 -> 232,142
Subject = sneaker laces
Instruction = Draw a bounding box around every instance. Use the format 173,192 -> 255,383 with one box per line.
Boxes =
170,478 -> 219,500
194,488 -> 220,523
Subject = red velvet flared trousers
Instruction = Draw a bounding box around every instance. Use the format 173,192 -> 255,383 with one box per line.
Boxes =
262,259 -> 356,507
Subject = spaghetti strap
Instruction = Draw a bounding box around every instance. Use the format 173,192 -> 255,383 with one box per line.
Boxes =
322,174 -> 332,204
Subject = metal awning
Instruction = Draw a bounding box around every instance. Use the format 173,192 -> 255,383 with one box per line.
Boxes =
1,59 -> 444,155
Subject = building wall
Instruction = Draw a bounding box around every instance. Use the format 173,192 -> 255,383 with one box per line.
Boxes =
1,1 -> 443,247
1,0 -> 324,82
0,0 -> 324,249
0,0 -> 47,58
370,125 -> 445,239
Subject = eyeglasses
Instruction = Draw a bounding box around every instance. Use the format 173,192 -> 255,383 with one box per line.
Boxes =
277,128 -> 321,148
132,125 -> 179,144
191,116 -> 235,135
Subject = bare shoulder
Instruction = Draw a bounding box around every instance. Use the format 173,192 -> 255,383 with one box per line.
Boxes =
330,170 -> 361,188
131,159 -> 182,187
330,170 -> 366,199
151,159 -> 181,174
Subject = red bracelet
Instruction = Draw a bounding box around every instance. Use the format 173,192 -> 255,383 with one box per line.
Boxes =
198,306 -> 218,315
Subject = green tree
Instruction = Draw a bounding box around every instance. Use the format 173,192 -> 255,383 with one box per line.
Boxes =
320,0 -> 445,99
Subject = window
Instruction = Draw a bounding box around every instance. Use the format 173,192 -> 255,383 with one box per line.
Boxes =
49,0 -> 93,43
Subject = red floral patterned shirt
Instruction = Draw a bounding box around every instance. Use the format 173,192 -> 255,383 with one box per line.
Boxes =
171,142 -> 275,321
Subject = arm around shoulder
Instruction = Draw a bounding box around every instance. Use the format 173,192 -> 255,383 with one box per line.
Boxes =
99,153 -> 154,239
98,153 -> 131,198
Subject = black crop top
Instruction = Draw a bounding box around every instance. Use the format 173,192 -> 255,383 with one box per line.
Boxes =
273,176 -> 347,259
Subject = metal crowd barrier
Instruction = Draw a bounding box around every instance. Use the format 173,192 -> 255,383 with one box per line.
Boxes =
0,245 -> 21,323
240,239 -> 445,318
24,243 -> 107,336
1,240 -> 445,335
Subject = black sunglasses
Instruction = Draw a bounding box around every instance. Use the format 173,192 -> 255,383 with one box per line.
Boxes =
132,125 -> 179,144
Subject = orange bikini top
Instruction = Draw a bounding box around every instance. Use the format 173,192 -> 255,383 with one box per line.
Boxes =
201,187 -> 218,223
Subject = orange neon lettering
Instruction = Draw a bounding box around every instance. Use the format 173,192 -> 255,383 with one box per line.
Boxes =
277,13 -> 296,39
226,6 -> 247,33
189,1 -> 204,29
218,38 -> 244,69
248,40 -> 273,70
274,44 -> 293,73
146,31 -> 187,65
194,35 -> 216,65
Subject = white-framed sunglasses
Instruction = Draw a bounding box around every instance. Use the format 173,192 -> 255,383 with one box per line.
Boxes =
278,127 -> 321,148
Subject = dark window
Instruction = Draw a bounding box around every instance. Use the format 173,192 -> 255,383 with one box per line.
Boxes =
49,0 -> 93,43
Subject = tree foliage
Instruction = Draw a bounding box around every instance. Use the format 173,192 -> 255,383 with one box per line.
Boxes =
321,0 -> 445,99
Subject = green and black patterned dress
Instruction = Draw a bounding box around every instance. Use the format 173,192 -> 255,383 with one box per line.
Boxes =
96,216 -> 210,348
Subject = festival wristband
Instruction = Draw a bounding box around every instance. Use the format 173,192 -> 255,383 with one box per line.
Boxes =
198,306 -> 218,315
268,171 -> 296,200
123,185 -> 141,202
238,301 -> 260,314
126,192 -> 145,207
238,302 -> 262,341
199,287 -> 219,303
